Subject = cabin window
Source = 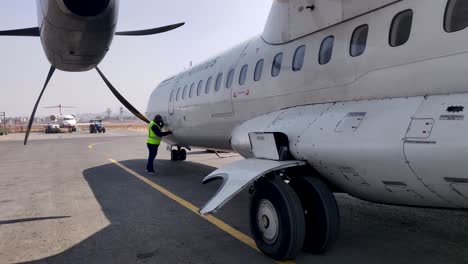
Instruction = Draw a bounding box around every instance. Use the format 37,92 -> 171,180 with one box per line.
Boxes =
169,90 -> 174,102
239,64 -> 248,85
226,69 -> 235,89
271,53 -> 283,77
389,9 -> 413,47
293,45 -> 306,71
445,0 -> 468,33
182,85 -> 188,100
176,87 -> 181,101
197,80 -> 203,96
189,83 -> 195,98
205,77 -> 212,94
254,59 -> 264,81
215,73 -> 223,92
350,25 -> 369,57
319,36 -> 334,65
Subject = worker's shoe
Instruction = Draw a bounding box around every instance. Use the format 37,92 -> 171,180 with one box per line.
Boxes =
146,169 -> 156,175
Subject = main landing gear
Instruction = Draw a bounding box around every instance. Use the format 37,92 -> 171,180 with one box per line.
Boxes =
170,146 -> 187,161
249,174 -> 340,260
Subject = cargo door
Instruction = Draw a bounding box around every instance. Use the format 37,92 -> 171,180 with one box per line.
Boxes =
404,94 -> 468,208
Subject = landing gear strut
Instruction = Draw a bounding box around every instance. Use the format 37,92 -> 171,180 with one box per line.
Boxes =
170,147 -> 187,161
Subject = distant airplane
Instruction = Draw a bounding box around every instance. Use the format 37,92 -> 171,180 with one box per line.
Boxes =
44,104 -> 77,132
0,0 -> 184,144
147,0 -> 468,260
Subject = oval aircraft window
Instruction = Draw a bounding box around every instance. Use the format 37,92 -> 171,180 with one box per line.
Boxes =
271,53 -> 283,77
254,59 -> 264,82
182,85 -> 188,99
189,83 -> 195,98
350,25 -> 368,57
226,69 -> 235,89
445,0 -> 468,33
389,9 -> 413,47
197,80 -> 203,96
239,64 -> 248,85
176,87 -> 181,101
215,73 -> 223,92
319,36 -> 334,65
293,45 -> 306,71
205,77 -> 212,94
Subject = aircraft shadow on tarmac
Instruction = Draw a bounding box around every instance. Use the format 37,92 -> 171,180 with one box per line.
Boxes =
21,159 -> 468,264
21,160 -> 269,264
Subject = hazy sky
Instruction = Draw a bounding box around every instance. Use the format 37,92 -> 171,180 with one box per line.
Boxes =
0,0 -> 272,117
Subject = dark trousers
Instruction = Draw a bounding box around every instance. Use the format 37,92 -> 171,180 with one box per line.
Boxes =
146,143 -> 159,172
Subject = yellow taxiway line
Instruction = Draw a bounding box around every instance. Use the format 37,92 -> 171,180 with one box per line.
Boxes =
109,158 -> 295,264
88,142 -> 110,149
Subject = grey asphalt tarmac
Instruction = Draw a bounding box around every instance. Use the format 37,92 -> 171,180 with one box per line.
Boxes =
0,131 -> 467,264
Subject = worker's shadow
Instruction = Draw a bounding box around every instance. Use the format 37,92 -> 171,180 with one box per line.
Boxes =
23,159 -> 259,264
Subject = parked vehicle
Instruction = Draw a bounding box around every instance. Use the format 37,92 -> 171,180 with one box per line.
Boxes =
45,124 -> 60,134
89,120 -> 106,134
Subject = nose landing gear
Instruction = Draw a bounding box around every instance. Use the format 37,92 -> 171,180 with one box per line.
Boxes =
170,147 -> 187,161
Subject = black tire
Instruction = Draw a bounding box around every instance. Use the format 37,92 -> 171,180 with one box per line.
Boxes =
102,128 -> 106,133
250,177 -> 305,260
171,149 -> 179,161
179,149 -> 187,161
289,176 -> 340,254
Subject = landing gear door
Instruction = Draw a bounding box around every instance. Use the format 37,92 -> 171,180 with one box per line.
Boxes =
404,94 -> 468,208
168,89 -> 175,115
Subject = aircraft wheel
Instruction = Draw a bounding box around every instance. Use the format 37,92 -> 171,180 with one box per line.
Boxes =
179,149 -> 187,161
171,149 -> 179,161
250,177 -> 305,260
289,176 -> 340,254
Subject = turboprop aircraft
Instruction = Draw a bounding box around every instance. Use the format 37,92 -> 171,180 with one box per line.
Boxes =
0,0 -> 184,145
147,0 -> 468,260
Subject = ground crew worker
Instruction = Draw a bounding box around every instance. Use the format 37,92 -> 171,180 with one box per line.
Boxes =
146,115 -> 172,174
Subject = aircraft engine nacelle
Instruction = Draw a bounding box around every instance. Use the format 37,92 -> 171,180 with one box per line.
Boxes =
231,94 -> 468,210
50,115 -> 57,121
36,0 -> 119,71
62,0 -> 111,17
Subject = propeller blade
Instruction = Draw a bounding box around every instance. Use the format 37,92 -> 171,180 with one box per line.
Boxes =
0,27 -> 40,37
95,67 -> 150,124
115,22 -> 185,36
24,66 -> 56,145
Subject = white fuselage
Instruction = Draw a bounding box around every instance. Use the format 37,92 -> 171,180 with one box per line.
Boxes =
147,0 -> 468,209
36,0 -> 119,72
58,114 -> 77,128
48,114 -> 77,128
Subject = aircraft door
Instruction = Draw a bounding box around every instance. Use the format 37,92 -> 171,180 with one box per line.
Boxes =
168,89 -> 175,115
210,71 -> 234,118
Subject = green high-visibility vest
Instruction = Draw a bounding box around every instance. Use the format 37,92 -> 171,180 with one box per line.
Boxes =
147,121 -> 162,145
